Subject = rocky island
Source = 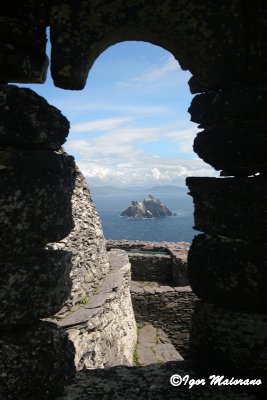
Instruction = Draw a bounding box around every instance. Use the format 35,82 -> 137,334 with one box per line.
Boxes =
121,195 -> 175,218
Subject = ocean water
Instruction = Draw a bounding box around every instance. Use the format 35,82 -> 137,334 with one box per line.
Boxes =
91,189 -> 196,243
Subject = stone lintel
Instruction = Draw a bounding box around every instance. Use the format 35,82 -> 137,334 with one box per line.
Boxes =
186,176 -> 267,241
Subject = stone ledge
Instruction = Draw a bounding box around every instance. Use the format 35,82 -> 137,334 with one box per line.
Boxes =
49,249 -> 136,370
51,250 -> 131,329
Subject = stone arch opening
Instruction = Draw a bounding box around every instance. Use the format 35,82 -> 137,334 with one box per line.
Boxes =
46,40 -> 200,366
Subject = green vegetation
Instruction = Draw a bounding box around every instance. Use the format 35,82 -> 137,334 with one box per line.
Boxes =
81,295 -> 89,305
136,321 -> 144,330
154,335 -> 161,345
132,346 -> 141,366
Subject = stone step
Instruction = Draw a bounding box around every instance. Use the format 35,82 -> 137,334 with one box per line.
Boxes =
135,323 -> 183,366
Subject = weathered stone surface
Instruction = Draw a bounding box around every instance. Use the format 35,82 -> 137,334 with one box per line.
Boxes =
49,167 -> 110,310
186,176 -> 267,241
0,321 -> 75,400
189,301 -> 267,380
57,361 -> 257,400
0,2 -> 48,83
188,85 -> 267,174
50,0 -> 245,90
188,235 -> 267,312
0,85 -> 69,149
131,282 -> 196,356
0,250 -> 72,325
193,121 -> 267,175
128,253 -> 173,283
0,148 -> 75,254
189,84 -> 267,125
136,324 -> 183,365
50,249 -> 137,370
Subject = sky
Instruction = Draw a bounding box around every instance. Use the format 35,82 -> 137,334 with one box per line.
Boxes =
19,40 -> 217,187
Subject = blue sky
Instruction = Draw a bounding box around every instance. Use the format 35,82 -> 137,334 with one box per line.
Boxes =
19,41 -> 217,187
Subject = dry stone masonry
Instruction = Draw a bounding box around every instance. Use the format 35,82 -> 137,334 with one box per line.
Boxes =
50,249 -> 137,370
107,240 -> 189,286
107,240 -> 195,357
49,168 -> 110,311
0,85 -> 76,399
0,1 -> 266,399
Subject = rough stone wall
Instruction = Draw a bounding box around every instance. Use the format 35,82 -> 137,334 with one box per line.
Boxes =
50,250 -> 137,370
49,167 -> 110,313
107,240 -> 189,286
0,84 -> 76,400
131,283 -> 196,357
127,253 -> 173,283
47,173 -> 137,370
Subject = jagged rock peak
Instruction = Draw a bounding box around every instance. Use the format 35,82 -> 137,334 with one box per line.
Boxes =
121,195 -> 175,219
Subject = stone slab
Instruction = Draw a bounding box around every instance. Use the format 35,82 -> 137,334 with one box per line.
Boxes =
0,85 -> 69,149
188,235 -> 267,312
0,321 -> 75,400
193,121 -> 267,175
138,324 -> 157,347
0,149 -> 75,254
0,250 -> 72,325
186,176 -> 267,241
189,84 -> 267,125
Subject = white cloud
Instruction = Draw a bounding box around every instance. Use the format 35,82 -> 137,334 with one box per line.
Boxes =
151,167 -> 161,181
79,160 -> 218,187
64,115 -> 217,188
71,117 -> 131,133
117,55 -> 187,90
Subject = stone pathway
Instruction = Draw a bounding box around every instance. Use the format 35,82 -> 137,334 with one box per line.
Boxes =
134,323 -> 183,366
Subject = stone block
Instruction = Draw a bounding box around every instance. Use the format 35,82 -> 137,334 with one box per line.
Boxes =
0,250 -> 73,325
188,235 -> 267,312
0,321 -> 75,400
189,84 -> 267,125
0,85 -> 69,149
189,301 -> 267,380
186,176 -> 267,241
193,121 -> 267,175
0,148 -> 75,254
0,3 -> 48,83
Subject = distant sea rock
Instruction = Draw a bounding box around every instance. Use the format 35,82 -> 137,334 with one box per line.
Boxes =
121,195 -> 175,218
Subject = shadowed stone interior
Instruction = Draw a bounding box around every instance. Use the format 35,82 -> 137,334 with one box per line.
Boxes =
0,1 -> 266,399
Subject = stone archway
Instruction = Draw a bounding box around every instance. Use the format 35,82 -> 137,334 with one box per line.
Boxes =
0,1 -> 266,399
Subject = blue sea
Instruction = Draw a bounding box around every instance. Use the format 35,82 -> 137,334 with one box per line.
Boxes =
91,188 -> 196,243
